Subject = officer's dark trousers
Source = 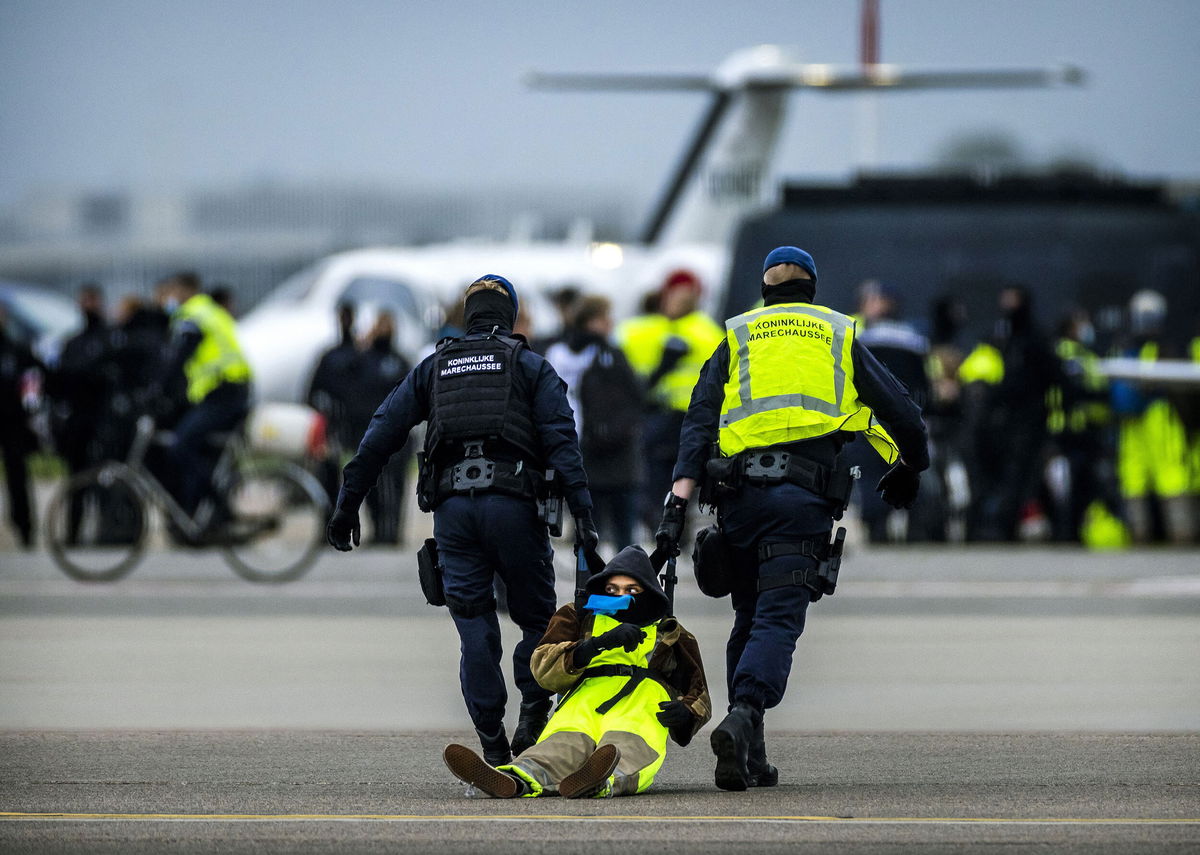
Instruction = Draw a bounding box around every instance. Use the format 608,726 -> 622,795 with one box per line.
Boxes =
166,382 -> 250,516
721,482 -> 832,711
434,493 -> 557,733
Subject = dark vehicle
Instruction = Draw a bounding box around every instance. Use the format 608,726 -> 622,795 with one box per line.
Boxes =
726,174 -> 1200,346
0,280 -> 80,361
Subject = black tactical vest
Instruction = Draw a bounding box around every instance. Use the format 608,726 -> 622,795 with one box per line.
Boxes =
426,334 -> 540,463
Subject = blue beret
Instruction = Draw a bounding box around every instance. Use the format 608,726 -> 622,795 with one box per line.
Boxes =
763,246 -> 817,283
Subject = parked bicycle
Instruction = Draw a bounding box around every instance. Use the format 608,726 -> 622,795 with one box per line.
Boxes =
45,415 -> 328,583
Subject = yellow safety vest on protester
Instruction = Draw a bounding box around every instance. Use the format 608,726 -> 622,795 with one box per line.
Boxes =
618,311 -> 723,413
172,294 -> 252,404
718,302 -> 898,462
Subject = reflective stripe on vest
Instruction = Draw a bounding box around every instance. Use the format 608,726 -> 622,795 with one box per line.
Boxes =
173,294 -> 251,403
718,302 -> 898,462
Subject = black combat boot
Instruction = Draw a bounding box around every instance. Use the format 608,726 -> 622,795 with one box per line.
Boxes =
510,698 -> 553,757
710,701 -> 760,791
475,723 -> 511,767
747,714 -> 778,787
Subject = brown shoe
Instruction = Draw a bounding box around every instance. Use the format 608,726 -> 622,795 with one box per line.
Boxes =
443,744 -> 521,798
559,744 -> 621,799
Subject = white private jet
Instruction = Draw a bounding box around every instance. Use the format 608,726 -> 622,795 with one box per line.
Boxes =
240,44 -> 1082,403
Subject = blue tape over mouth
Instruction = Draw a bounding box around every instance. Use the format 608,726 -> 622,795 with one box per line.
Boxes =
585,594 -> 632,616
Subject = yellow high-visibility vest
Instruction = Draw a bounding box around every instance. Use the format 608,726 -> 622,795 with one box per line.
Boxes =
173,293 -> 252,404
617,311 -> 724,412
718,302 -> 898,462
958,342 -> 1005,385
1047,338 -> 1109,435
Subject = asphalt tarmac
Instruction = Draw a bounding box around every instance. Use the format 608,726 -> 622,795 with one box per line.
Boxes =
1,542 -> 1198,852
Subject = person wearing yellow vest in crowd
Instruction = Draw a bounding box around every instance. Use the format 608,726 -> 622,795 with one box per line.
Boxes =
956,286 -> 1061,541
151,272 -> 252,537
617,271 -> 724,535
656,247 -> 929,790
1110,290 -> 1194,544
1044,309 -> 1125,545
443,545 -> 710,799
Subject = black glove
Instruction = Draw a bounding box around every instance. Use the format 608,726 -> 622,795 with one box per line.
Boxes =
876,462 -> 921,510
595,622 -> 646,652
574,513 -> 599,552
655,492 -> 687,556
655,700 -> 695,728
571,622 -> 646,669
326,506 -> 361,551
646,335 -> 690,387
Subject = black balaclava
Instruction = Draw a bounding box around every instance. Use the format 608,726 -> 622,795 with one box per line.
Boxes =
763,277 -> 816,306
463,289 -> 516,334
583,546 -> 670,627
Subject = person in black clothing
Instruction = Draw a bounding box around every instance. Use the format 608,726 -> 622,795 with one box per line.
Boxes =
327,275 -> 596,767
308,302 -> 362,504
0,304 -> 43,548
46,285 -> 119,539
655,246 -> 929,791
966,286 -> 1061,541
544,295 -> 642,550
353,311 -> 413,545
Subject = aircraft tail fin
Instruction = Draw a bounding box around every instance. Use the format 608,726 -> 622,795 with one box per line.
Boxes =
529,47 -> 1083,248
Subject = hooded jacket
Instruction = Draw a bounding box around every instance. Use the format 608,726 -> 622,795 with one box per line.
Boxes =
530,546 -> 712,746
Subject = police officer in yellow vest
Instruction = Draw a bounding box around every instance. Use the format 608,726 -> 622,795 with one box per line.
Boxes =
656,247 -> 929,791
617,270 -> 724,531
154,272 -> 252,530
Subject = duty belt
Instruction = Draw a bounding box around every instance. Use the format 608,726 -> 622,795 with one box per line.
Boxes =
580,664 -> 658,714
740,450 -> 858,507
434,455 -> 539,504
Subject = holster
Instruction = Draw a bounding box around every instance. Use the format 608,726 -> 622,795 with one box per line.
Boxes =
692,523 -> 734,598
537,468 -> 564,537
700,453 -> 742,509
416,537 -> 446,607
416,452 -> 437,513
756,526 -> 846,601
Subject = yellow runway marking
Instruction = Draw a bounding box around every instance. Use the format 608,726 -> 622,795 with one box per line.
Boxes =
1,812 -> 1198,825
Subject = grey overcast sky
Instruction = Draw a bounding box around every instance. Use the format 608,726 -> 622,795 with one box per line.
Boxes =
1,0 -> 1198,212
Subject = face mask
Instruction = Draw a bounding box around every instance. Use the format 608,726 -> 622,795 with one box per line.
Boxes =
585,594 -> 632,616
164,297 -> 180,313
1078,323 -> 1095,347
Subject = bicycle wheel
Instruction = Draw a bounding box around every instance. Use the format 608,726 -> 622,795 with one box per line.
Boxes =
45,464 -> 147,582
221,461 -> 328,583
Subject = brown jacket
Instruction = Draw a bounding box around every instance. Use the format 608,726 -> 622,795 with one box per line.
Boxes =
530,603 -> 712,747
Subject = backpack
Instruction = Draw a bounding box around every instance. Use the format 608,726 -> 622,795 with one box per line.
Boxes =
579,344 -> 642,453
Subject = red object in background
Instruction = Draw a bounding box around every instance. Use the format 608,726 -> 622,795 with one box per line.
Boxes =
306,412 -> 328,459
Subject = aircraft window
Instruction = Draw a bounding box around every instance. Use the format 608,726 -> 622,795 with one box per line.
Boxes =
340,277 -> 421,319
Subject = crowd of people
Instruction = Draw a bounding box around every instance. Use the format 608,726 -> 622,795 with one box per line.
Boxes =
511,273 -> 1198,549
2,268 -> 1198,550
0,273 -> 255,548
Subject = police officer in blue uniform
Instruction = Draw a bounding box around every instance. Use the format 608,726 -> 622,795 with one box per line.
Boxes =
656,247 -> 929,791
327,275 -> 596,765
